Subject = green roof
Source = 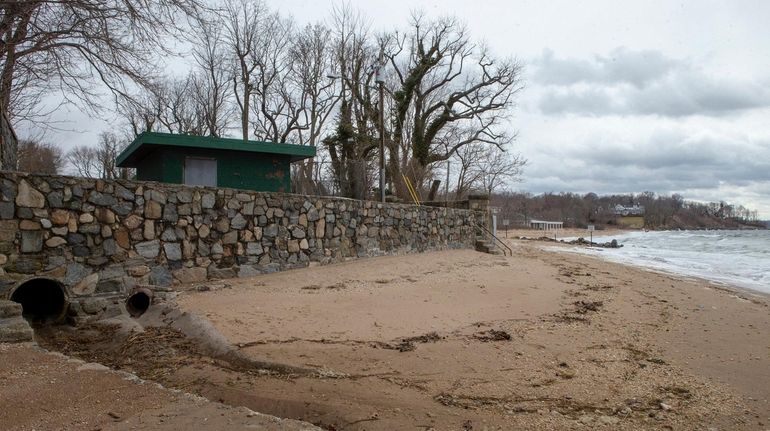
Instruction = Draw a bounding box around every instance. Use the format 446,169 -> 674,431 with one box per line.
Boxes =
116,132 -> 316,167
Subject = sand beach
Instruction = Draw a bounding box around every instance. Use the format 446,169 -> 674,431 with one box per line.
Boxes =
2,238 -> 769,430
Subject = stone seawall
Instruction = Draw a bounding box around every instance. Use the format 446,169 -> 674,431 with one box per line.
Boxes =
0,171 -> 478,307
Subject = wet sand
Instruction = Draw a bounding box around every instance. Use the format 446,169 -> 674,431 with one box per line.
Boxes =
174,241 -> 770,430
0,342 -> 319,431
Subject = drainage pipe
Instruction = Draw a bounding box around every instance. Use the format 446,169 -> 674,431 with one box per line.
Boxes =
125,288 -> 153,318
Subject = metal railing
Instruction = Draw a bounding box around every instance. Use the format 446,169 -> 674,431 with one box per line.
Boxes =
472,219 -> 513,257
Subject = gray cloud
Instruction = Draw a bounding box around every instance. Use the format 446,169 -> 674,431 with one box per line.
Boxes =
536,47 -> 678,88
522,131 -> 770,199
532,48 -> 770,117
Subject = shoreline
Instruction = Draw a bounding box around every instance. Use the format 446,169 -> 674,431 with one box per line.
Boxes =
537,230 -> 770,296
3,241 -> 768,430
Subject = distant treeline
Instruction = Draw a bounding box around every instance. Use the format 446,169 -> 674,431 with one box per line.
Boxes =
492,191 -> 764,230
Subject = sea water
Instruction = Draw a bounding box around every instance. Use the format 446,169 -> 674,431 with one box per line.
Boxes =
557,230 -> 770,294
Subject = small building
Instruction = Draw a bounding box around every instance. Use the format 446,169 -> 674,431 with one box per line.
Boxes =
529,219 -> 563,231
115,132 -> 315,193
612,204 -> 645,216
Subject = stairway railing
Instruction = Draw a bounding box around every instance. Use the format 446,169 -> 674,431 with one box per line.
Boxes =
472,219 -> 513,257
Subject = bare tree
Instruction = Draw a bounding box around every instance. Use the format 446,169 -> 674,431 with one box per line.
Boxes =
321,5 -> 380,198
450,141 -> 485,199
250,13 -> 302,143
65,132 -> 128,178
223,0 -> 268,140
289,23 -> 339,193
383,14 -> 524,197
17,139 -> 63,174
95,132 -> 128,179
66,145 -> 100,178
119,72 -> 218,137
474,146 -> 526,194
0,0 -> 203,128
189,15 -> 233,137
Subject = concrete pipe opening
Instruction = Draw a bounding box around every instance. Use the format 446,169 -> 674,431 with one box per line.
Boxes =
10,278 -> 68,325
126,288 -> 152,318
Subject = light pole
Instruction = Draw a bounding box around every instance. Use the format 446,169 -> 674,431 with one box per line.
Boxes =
375,50 -> 386,203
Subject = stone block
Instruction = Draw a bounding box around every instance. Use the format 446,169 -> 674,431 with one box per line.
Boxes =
264,224 -> 278,238
78,223 -> 100,235
102,238 -> 117,256
0,318 -> 34,343
201,193 -> 215,209
94,208 -> 115,224
45,236 -> 67,248
145,189 -> 167,203
149,265 -> 173,285
222,230 -> 238,245
214,217 -> 230,233
0,300 -> 22,318
177,189 -> 192,203
237,265 -> 260,278
230,213 -> 247,229
123,214 -> 143,230
88,191 -> 117,206
163,204 -> 178,222
145,200 -> 162,219
95,279 -> 122,294
67,217 -> 78,233
161,228 -> 177,241
198,224 -> 210,238
16,179 -> 45,208
0,201 -> 14,219
0,220 -> 17,241
136,239 -> 160,258
20,231 -> 43,253
80,297 -> 108,314
72,273 -> 99,295
208,266 -> 236,279
163,242 -> 182,261
19,219 -> 40,230
172,267 -> 207,284
245,242 -> 263,256
113,228 -> 131,250
291,226 -> 306,239
114,184 -> 134,201
143,220 -> 155,240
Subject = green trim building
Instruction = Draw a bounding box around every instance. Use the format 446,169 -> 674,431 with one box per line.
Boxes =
116,132 -> 315,193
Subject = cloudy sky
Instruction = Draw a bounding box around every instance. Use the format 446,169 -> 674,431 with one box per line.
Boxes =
35,0 -> 770,217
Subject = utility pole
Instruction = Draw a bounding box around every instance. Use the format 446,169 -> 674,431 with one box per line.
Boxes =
375,48 -> 386,203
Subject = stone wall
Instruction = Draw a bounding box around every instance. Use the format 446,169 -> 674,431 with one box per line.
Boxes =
0,171 -> 479,303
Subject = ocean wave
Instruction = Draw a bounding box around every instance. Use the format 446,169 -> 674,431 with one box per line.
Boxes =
551,229 -> 770,294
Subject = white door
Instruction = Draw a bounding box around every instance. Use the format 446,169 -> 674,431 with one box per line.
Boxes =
184,157 -> 217,187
